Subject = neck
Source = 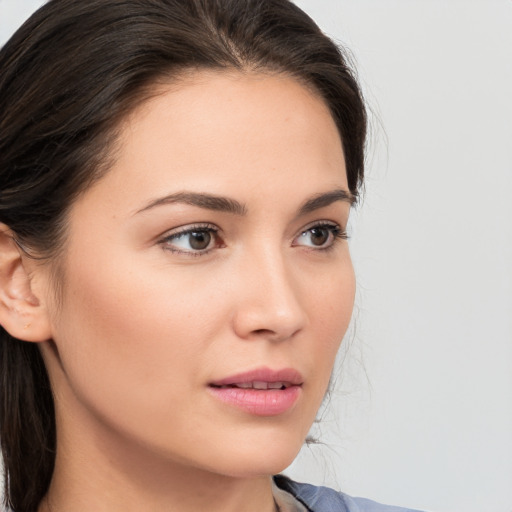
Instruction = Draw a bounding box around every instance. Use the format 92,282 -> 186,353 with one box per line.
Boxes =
40,407 -> 277,512
41,432 -> 276,512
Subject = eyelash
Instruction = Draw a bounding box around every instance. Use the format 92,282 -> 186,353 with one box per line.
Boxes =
159,223 -> 222,257
158,221 -> 348,256
294,222 -> 348,252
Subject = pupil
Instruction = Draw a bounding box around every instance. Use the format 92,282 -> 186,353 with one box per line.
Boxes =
190,231 -> 211,250
311,228 -> 328,246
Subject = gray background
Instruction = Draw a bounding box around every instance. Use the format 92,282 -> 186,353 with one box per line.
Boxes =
1,1 -> 511,511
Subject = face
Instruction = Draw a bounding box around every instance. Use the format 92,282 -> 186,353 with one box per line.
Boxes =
41,71 -> 355,478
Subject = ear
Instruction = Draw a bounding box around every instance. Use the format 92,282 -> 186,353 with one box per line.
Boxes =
0,224 -> 52,342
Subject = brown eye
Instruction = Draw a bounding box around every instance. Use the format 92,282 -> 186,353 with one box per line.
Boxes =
189,230 -> 211,250
293,223 -> 346,250
161,225 -> 220,254
308,227 -> 330,246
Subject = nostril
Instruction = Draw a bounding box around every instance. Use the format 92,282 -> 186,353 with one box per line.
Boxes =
252,328 -> 274,336
248,326 -> 301,343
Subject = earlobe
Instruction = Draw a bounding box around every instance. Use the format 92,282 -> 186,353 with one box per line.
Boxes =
0,224 -> 52,343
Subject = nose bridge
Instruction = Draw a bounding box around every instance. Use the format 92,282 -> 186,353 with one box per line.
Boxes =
232,242 -> 306,341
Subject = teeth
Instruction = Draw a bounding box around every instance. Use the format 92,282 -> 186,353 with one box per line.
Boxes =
214,381 -> 291,390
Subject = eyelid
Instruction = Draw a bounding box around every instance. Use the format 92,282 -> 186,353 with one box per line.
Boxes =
292,219 -> 348,249
296,219 -> 347,237
158,222 -> 223,256
159,222 -> 218,238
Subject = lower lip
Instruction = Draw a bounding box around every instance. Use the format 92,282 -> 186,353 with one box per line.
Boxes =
207,386 -> 301,416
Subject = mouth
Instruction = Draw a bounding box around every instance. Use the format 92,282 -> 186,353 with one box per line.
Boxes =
209,381 -> 294,391
208,367 -> 303,389
207,367 -> 303,416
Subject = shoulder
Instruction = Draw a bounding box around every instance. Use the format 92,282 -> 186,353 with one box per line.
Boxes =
273,475 -> 427,512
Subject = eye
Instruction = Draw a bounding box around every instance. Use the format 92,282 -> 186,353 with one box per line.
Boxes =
159,224 -> 223,255
293,222 -> 347,249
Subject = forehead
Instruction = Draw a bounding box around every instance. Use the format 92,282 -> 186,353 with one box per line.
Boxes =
128,71 -> 342,177
73,70 -> 347,218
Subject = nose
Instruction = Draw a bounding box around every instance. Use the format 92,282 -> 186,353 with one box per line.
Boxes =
231,249 -> 307,342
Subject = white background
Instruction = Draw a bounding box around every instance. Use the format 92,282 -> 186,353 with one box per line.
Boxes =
1,1 -> 511,512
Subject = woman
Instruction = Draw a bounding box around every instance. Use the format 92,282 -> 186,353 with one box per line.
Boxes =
0,1 -> 422,511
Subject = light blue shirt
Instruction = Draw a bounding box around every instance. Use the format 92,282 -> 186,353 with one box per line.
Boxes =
274,475 -> 427,512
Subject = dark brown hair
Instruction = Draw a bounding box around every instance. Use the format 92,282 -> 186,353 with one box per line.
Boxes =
0,0 -> 366,510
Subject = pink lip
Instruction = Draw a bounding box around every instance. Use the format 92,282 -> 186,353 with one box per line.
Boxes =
207,367 -> 303,416
210,367 -> 303,387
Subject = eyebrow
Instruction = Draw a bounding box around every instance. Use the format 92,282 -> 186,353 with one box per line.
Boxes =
298,189 -> 355,214
135,191 -> 247,216
135,188 -> 354,216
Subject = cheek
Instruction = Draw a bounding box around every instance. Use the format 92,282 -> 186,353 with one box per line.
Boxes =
309,257 -> 355,338
49,253 -> 218,422
299,256 -> 355,393
279,260 -> 356,443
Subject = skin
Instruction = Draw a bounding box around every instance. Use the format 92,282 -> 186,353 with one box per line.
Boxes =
21,71 -> 355,512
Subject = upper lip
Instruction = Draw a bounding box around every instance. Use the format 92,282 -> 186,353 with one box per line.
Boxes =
209,367 -> 303,389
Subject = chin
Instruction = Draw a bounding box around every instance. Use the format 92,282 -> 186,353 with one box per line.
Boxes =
197,428 -> 307,479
